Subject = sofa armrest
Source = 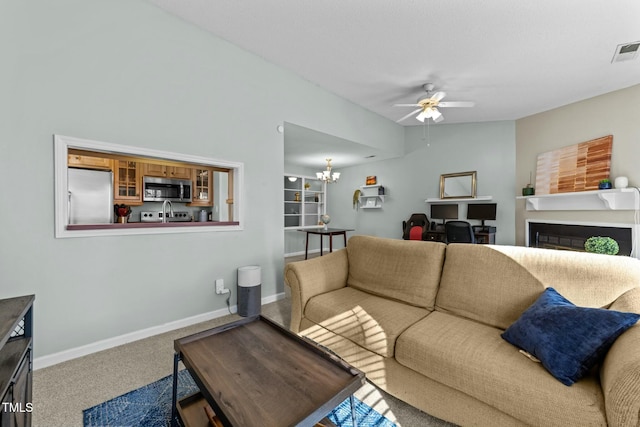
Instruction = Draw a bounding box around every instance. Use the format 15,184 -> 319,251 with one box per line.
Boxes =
600,287 -> 640,427
284,249 -> 348,333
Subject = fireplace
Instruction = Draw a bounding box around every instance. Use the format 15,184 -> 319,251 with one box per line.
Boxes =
527,221 -> 633,256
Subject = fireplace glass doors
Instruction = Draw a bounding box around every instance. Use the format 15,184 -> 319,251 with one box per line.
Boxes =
528,222 -> 632,256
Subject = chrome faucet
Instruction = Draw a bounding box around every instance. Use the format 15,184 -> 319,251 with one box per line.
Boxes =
162,200 -> 174,223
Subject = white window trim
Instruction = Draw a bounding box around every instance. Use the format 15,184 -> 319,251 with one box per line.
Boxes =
54,134 -> 244,238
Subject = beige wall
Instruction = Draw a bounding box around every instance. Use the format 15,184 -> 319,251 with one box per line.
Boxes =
515,84 -> 640,246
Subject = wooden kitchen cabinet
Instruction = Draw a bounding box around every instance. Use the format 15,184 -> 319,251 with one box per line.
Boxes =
114,160 -> 142,205
167,166 -> 192,179
142,163 -> 191,179
189,167 -> 213,206
67,154 -> 113,170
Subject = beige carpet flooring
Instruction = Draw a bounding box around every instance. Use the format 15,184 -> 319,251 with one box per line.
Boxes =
33,297 -> 455,427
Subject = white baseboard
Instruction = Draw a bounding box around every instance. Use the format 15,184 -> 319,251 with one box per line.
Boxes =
284,249 -> 322,257
34,292 -> 286,370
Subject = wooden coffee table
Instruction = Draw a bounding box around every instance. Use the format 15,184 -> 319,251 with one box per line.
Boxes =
171,315 -> 365,427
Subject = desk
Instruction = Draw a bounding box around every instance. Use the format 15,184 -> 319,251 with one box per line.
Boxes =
425,230 -> 496,244
299,228 -> 354,259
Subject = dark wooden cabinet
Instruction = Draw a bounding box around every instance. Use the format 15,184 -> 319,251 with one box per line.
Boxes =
474,232 -> 496,244
0,295 -> 34,427
425,230 -> 496,244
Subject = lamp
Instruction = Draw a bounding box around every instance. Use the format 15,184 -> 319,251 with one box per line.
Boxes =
416,107 -> 442,123
287,176 -> 298,182
316,158 -> 340,183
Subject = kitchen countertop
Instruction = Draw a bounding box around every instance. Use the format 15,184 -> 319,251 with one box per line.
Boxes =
67,221 -> 239,231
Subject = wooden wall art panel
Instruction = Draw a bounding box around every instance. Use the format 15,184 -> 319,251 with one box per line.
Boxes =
534,135 -> 612,195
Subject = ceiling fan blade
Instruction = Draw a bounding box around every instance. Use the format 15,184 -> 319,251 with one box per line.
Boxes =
438,101 -> 475,108
432,91 -> 446,101
393,103 -> 421,107
396,108 -> 423,123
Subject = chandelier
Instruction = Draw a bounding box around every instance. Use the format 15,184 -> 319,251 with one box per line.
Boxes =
316,158 -> 340,183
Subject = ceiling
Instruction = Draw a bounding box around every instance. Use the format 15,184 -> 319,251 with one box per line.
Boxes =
282,122 -> 401,169
150,1 -> 640,127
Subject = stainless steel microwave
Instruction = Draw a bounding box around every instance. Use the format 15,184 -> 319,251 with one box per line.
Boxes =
143,176 -> 192,202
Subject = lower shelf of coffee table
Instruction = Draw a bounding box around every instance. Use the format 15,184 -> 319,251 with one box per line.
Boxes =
177,391 -> 337,427
177,392 -> 216,427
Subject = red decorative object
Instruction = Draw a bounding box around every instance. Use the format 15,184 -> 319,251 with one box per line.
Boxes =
114,204 -> 131,218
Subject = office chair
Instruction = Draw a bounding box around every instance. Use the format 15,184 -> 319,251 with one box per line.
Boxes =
445,220 -> 476,244
402,213 -> 430,240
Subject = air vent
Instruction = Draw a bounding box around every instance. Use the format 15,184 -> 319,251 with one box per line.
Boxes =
611,41 -> 640,63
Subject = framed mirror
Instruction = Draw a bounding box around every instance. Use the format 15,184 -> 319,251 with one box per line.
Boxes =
440,171 -> 477,199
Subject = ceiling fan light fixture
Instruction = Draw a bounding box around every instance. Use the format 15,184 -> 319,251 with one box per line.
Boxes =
394,83 -> 474,123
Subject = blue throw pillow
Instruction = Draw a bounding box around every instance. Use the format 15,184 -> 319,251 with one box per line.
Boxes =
501,287 -> 640,386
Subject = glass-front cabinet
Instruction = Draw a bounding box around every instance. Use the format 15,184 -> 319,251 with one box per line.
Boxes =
114,160 -> 142,205
284,175 -> 324,228
189,167 -> 213,207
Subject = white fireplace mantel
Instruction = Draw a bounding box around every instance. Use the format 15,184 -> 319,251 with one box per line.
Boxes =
517,188 -> 639,211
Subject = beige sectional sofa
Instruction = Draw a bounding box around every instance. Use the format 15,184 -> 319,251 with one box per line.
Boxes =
284,235 -> 640,427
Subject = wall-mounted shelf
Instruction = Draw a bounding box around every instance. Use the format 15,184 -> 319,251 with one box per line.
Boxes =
516,188 -> 639,211
359,184 -> 385,209
425,196 -> 493,203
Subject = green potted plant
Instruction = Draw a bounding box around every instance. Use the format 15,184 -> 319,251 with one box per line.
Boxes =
522,171 -> 535,196
598,179 -> 612,190
584,236 -> 619,255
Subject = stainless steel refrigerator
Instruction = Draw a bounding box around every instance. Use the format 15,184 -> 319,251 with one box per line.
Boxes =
68,168 -> 114,224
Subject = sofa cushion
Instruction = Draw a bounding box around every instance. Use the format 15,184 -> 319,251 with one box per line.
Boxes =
346,235 -> 446,309
436,244 -> 640,330
304,286 -> 430,357
501,287 -> 640,386
395,311 -> 607,426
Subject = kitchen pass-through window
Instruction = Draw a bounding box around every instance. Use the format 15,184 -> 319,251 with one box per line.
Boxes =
54,134 -> 243,238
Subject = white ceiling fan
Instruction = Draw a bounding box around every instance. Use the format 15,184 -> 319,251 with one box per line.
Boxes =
394,83 -> 475,123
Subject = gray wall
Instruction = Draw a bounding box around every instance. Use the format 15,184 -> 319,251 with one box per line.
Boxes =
515,84 -> 640,245
0,1 -> 402,358
325,121 -> 517,244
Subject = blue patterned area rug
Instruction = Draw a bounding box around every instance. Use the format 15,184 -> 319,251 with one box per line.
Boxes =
83,369 -> 396,427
